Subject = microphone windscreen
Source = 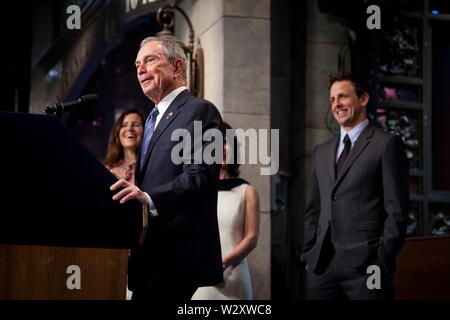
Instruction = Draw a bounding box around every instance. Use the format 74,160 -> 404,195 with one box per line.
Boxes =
80,94 -> 99,108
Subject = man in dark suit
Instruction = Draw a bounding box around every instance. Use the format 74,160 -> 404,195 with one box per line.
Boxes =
110,37 -> 223,299
301,72 -> 409,300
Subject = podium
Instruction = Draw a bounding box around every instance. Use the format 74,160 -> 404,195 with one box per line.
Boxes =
0,112 -> 147,299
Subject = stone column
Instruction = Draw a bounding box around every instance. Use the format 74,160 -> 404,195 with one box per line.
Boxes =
304,0 -> 349,172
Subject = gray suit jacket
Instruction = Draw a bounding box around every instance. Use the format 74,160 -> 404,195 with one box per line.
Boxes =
302,123 -> 409,273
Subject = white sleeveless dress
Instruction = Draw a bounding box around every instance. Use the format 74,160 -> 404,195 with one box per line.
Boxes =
192,183 -> 253,300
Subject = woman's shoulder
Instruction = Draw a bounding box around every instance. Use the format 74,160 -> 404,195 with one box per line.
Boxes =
244,184 -> 259,202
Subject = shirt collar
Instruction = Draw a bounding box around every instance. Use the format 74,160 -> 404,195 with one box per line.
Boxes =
340,119 -> 369,145
155,86 -> 188,115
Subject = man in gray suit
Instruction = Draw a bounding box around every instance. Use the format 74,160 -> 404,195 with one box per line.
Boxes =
301,72 -> 409,299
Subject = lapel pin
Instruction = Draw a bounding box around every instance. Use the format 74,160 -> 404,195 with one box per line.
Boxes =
166,112 -> 173,120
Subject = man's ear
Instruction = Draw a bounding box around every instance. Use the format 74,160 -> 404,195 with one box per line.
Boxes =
360,92 -> 370,107
173,59 -> 185,77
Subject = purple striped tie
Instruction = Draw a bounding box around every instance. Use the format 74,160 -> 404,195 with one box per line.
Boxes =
140,107 -> 159,167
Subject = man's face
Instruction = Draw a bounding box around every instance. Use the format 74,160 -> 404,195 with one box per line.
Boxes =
330,80 -> 369,130
135,41 -> 176,102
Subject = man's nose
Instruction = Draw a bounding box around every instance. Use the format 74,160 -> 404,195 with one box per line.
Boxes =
137,64 -> 146,75
332,99 -> 341,109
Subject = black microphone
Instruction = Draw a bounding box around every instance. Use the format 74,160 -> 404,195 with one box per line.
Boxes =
43,94 -> 99,118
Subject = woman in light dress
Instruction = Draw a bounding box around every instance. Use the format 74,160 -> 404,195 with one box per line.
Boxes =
192,122 -> 260,300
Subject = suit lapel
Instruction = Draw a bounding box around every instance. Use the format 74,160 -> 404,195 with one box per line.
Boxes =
138,90 -> 190,178
327,136 -> 339,183
333,124 -> 375,189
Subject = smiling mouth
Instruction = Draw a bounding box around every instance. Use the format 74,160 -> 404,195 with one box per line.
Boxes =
336,109 -> 348,116
141,78 -> 153,84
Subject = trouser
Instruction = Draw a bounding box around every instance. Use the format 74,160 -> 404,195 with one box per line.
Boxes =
306,248 -> 394,300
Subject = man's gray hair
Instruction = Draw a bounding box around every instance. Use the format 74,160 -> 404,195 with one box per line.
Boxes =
140,37 -> 187,80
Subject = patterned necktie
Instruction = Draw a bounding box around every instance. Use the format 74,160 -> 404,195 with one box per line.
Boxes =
336,134 -> 351,178
140,107 -> 159,167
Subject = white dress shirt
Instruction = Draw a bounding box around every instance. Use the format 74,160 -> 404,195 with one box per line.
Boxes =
154,85 -> 187,128
336,119 -> 369,161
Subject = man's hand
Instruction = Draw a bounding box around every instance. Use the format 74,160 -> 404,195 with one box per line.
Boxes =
110,179 -> 148,205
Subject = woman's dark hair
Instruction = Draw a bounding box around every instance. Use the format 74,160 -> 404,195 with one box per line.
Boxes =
103,109 -> 145,167
221,122 -> 240,178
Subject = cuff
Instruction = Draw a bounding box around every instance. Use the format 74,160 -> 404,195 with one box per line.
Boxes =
144,192 -> 158,217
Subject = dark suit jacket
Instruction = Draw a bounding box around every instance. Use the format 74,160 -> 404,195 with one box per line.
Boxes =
128,89 -> 224,292
302,123 -> 409,274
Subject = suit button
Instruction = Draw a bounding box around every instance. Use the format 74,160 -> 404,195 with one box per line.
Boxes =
332,195 -> 338,201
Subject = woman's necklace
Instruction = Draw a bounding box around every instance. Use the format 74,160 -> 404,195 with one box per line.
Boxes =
121,160 -> 135,170
120,160 -> 136,181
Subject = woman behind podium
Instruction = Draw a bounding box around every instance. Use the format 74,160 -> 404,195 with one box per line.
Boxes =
192,122 -> 260,300
104,109 -> 144,184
